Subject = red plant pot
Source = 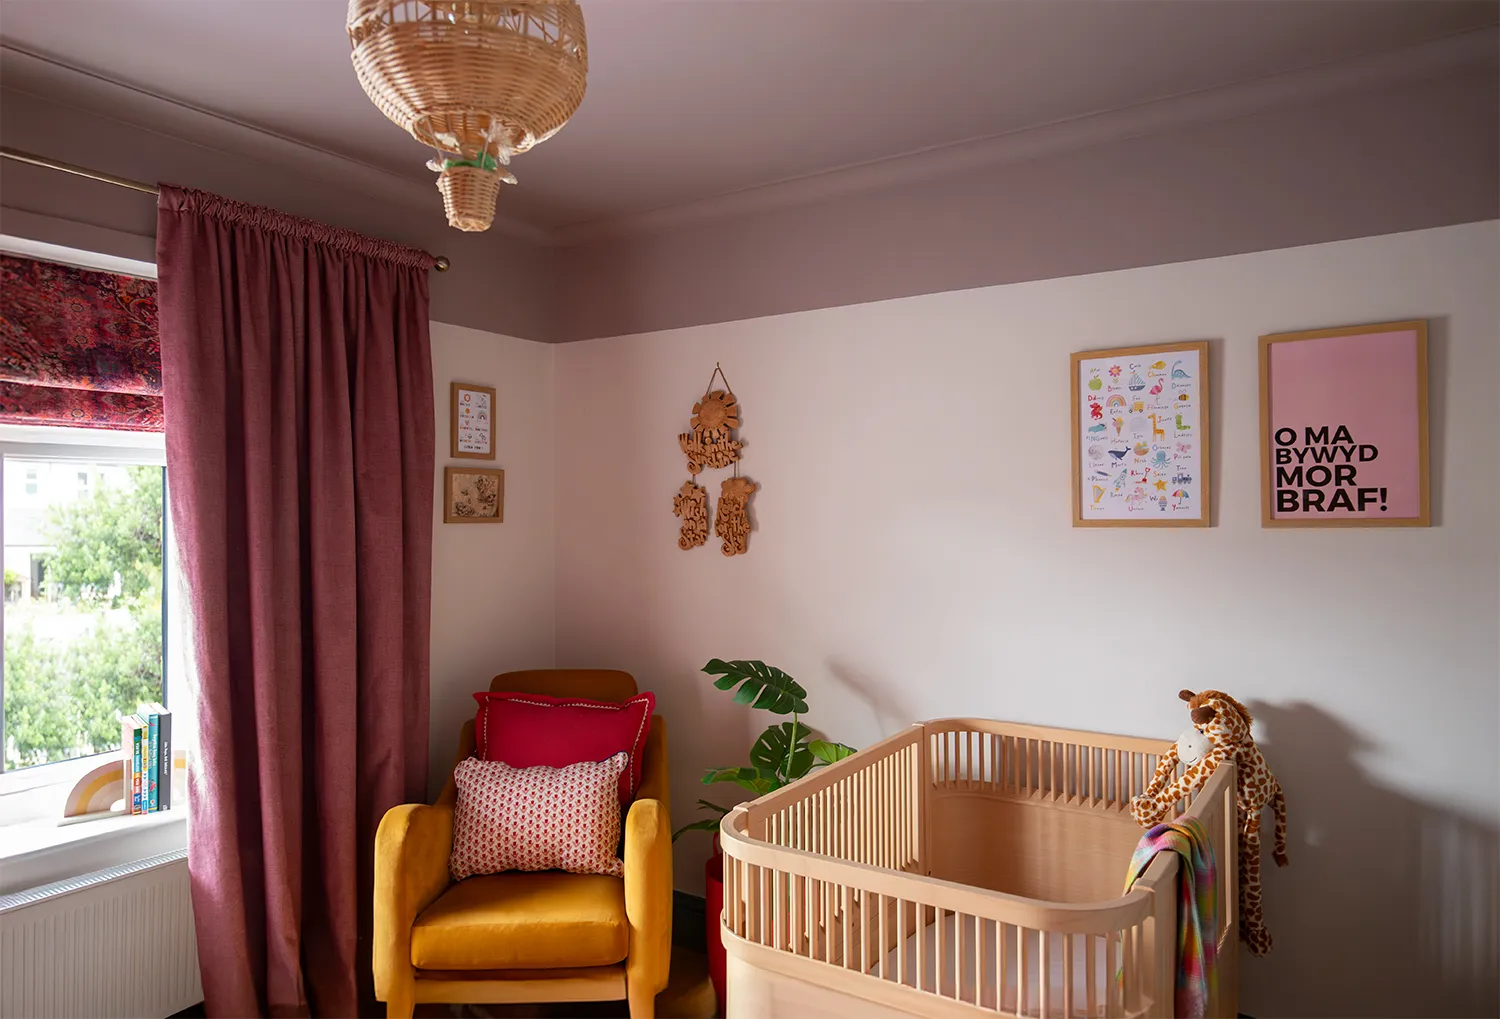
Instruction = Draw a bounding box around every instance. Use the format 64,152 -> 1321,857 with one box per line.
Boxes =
705,834 -> 726,1014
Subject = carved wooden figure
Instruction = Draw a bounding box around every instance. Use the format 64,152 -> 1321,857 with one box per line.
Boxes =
715,475 -> 758,556
679,389 -> 743,473
673,480 -> 708,550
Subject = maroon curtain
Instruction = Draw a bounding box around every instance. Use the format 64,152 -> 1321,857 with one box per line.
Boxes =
0,254 -> 164,430
156,186 -> 434,1017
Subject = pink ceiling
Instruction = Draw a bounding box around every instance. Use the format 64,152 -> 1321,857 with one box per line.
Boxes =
1,0 -> 1495,235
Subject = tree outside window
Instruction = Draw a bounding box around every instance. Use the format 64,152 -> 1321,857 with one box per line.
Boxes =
2,461 -> 164,771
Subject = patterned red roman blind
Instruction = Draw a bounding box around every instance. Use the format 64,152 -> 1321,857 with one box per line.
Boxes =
0,254 -> 163,431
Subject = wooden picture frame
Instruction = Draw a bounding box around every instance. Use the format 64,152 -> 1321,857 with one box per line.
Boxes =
1259,320 -> 1429,528
450,381 -> 496,460
1070,340 -> 1211,527
443,466 -> 505,524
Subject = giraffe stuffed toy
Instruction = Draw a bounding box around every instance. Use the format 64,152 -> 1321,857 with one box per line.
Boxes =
1129,689 -> 1288,956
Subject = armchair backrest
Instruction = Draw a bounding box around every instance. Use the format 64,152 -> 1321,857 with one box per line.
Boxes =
489,668 -> 638,702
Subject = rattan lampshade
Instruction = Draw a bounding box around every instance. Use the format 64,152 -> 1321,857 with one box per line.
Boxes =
348,1 -> 588,232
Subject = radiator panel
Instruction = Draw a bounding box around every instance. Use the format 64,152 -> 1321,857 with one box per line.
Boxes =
0,849 -> 202,1019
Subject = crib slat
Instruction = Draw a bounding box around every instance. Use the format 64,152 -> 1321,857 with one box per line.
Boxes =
918,900 -> 928,993
1063,933 -> 1074,1019
998,922 -> 1009,1015
1106,931 -> 1121,1018
1041,931 -> 1051,1019
897,898 -> 907,986
1122,924 -> 1135,1014
1086,933 -> 1097,1019
1019,926 -> 1030,1018
972,915 -> 982,1006
957,910 -> 967,1001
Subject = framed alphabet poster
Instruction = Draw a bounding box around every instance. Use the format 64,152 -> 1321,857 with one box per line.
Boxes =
1071,340 -> 1210,527
1259,320 -> 1429,528
451,381 -> 496,459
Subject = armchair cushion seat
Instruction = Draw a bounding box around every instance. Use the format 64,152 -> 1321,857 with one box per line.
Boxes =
411,871 -> 629,971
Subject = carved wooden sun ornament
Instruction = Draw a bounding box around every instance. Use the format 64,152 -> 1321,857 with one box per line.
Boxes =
692,391 -> 739,435
674,363 -> 756,555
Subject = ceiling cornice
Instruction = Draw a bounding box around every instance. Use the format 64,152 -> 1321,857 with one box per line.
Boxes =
0,45 -> 555,247
554,27 -> 1499,245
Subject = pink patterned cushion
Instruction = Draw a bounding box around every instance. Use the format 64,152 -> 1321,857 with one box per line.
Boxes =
450,752 -> 628,880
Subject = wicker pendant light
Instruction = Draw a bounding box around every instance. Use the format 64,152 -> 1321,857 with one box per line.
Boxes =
347,1 -> 588,232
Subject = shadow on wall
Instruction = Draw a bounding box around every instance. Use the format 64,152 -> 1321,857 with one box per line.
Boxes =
825,659 -> 921,739
1247,701 -> 1497,1018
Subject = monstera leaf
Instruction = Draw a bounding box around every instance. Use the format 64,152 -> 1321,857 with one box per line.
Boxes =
750,721 -> 815,783
702,659 -> 808,715
672,799 -> 734,841
809,739 -> 857,765
701,766 -> 779,797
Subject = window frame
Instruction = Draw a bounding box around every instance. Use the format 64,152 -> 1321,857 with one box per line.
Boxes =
0,429 -> 169,783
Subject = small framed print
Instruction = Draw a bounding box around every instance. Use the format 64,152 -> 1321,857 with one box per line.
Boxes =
1071,340 -> 1211,527
1259,320 -> 1429,527
451,382 -> 496,460
443,467 -> 504,524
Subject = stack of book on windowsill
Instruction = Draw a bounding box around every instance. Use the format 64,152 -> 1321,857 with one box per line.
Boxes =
121,703 -> 172,815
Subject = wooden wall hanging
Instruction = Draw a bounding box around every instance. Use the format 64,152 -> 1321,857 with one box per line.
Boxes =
673,363 -> 757,555
673,480 -> 708,549
715,476 -> 757,556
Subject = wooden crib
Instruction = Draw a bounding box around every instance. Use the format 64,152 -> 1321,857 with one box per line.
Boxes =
718,719 -> 1239,1019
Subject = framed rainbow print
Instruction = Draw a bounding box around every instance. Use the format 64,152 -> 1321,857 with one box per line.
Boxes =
1070,340 -> 1210,527
1259,320 -> 1429,528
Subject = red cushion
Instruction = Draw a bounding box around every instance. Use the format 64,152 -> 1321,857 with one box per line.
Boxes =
473,690 -> 655,807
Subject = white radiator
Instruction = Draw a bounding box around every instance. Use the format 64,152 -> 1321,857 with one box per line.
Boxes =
0,849 -> 202,1019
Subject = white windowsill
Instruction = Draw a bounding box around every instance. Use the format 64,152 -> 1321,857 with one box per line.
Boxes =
0,809 -> 186,896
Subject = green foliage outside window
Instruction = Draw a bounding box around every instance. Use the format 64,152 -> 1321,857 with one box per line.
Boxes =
3,465 -> 164,770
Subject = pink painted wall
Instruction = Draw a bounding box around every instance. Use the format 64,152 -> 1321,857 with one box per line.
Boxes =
553,222 -> 1500,1018
558,66 -> 1500,341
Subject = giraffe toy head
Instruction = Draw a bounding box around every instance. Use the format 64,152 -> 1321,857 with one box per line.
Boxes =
1179,688 -> 1253,751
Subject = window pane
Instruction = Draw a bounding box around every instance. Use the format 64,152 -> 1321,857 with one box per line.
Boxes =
3,459 -> 165,771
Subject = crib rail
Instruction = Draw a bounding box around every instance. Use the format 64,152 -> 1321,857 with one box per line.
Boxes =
719,719 -> 1239,1019
926,719 -> 1189,817
743,725 -> 925,873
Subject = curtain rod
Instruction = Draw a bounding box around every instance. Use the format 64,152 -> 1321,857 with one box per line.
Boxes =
0,146 -> 451,272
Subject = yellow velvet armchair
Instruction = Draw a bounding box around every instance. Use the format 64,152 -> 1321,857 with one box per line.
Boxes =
374,669 -> 672,1018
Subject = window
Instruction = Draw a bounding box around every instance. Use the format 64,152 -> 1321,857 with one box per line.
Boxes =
0,426 -> 188,827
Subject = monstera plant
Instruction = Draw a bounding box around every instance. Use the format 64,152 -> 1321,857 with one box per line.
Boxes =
672,659 -> 857,840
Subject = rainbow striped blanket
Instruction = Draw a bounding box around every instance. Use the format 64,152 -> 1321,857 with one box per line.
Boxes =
1122,818 -> 1218,1018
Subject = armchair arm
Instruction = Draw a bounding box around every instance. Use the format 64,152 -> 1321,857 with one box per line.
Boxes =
373,801 -> 455,1004
624,717 -> 672,999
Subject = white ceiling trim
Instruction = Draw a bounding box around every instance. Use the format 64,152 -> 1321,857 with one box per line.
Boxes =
0,45 -> 554,247
555,27 -> 1498,244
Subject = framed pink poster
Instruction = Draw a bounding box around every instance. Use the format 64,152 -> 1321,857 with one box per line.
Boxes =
1259,320 -> 1429,528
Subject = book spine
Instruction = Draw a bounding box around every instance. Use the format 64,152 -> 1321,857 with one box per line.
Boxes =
158,710 -> 173,811
132,722 -> 142,814
147,711 -> 159,812
122,718 -> 135,815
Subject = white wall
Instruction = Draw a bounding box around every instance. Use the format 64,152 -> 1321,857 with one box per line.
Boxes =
552,222 -> 1500,1018
428,322 -> 556,797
